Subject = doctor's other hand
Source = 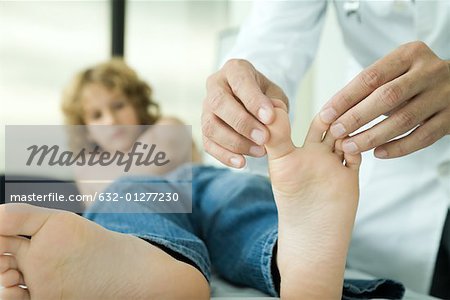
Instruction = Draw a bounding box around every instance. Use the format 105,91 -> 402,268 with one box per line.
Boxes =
202,59 -> 289,168
320,41 -> 450,159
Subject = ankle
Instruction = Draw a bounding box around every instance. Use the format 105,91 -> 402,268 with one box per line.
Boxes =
280,274 -> 342,300
278,260 -> 346,299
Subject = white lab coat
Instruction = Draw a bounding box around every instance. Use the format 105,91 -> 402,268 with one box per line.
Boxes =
225,0 -> 450,294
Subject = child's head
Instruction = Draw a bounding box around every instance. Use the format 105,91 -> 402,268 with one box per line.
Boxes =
62,58 -> 160,152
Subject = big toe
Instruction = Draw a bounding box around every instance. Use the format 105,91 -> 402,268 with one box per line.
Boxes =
265,99 -> 295,160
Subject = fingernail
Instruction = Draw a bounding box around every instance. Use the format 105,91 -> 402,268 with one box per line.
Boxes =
330,123 -> 346,138
320,107 -> 337,123
230,157 -> 242,168
251,129 -> 265,145
258,106 -> 272,124
375,149 -> 388,158
249,145 -> 265,156
342,141 -> 359,154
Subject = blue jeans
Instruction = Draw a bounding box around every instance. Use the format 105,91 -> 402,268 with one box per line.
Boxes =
84,164 -> 404,299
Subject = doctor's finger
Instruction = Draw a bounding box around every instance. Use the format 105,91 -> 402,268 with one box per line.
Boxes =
341,91 -> 445,154
320,44 -> 412,124
201,113 -> 266,157
373,110 -> 450,159
204,82 -> 269,146
305,113 -> 330,145
202,135 -> 245,168
223,59 -> 275,124
330,71 -> 427,139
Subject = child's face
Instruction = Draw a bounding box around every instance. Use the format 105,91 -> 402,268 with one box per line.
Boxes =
81,83 -> 142,152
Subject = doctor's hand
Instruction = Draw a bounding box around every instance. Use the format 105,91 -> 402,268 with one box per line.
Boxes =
320,41 -> 450,159
202,59 -> 289,168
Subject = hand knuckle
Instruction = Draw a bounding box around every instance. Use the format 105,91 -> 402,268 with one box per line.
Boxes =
396,141 -> 408,156
380,84 -> 402,108
410,41 -> 429,54
226,58 -> 249,70
229,138 -> 245,152
438,125 -> 448,139
341,92 -> 354,107
348,111 -> 364,127
363,131 -> 377,148
202,137 -> 212,151
399,49 -> 413,67
231,73 -> 247,95
201,116 -> 215,138
244,95 -> 260,111
361,69 -> 384,90
233,113 -> 250,133
432,60 -> 450,77
432,122 -> 447,141
417,129 -> 436,147
415,127 -> 439,147
208,90 -> 226,111
393,110 -> 416,129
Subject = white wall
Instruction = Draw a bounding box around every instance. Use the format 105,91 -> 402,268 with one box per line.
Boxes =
124,1 -> 229,148
0,0 -> 110,172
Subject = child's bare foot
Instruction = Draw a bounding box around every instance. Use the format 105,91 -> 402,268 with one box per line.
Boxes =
0,203 -> 209,300
265,99 -> 362,299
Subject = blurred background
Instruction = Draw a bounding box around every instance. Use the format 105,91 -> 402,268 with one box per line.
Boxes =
0,0 -> 351,172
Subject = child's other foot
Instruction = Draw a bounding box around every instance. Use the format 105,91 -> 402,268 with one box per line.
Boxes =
265,99 -> 361,299
0,203 -> 209,300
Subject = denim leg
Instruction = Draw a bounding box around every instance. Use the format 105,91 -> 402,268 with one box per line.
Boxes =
191,166 -> 279,296
83,173 -> 211,282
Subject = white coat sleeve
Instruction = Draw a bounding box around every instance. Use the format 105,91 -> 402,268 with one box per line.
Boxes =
224,0 -> 328,114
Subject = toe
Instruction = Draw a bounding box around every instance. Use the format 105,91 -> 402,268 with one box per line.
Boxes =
0,286 -> 30,300
265,99 -> 295,160
334,139 -> 345,162
0,255 -> 18,273
0,269 -> 24,288
305,113 -> 331,146
0,204 -> 53,237
322,127 -> 337,149
344,151 -> 362,171
0,236 -> 29,261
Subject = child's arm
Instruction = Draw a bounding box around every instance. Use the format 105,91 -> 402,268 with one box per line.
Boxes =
73,116 -> 198,202
155,116 -> 202,164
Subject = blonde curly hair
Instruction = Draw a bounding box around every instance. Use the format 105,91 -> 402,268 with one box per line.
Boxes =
62,58 -> 160,126
61,58 -> 161,151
